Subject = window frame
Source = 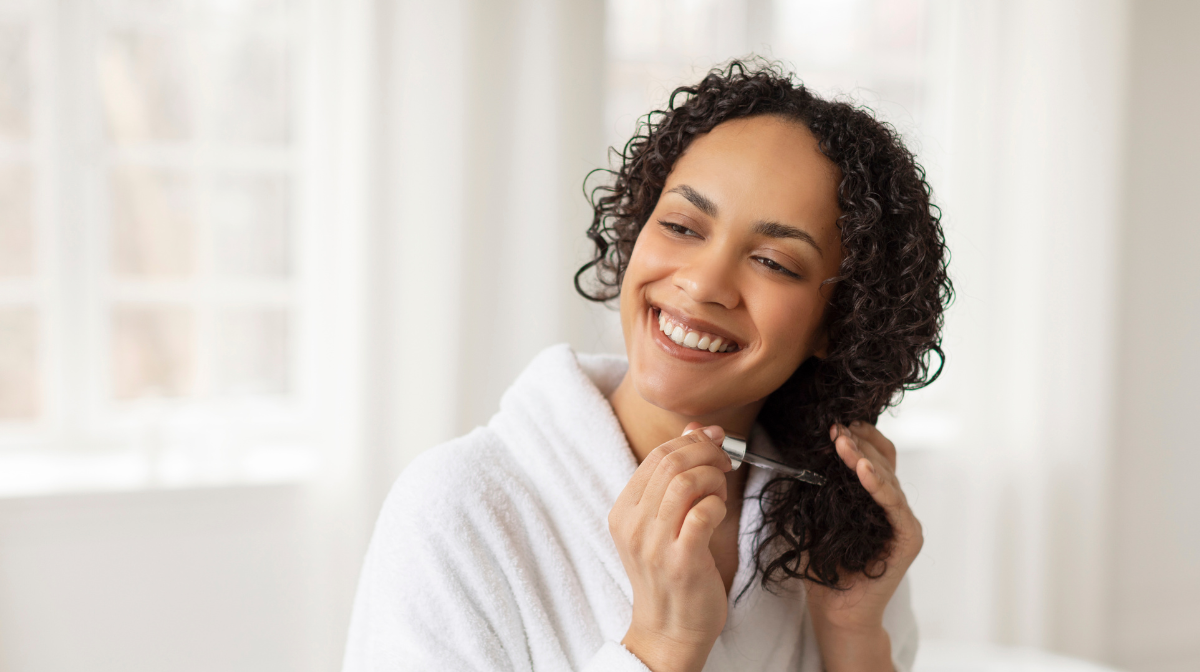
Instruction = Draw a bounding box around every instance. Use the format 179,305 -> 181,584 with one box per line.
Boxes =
0,0 -> 363,496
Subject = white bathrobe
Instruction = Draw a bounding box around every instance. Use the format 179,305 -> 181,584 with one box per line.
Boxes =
343,344 -> 919,671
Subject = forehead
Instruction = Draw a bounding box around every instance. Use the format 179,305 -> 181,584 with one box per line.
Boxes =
663,115 -> 841,230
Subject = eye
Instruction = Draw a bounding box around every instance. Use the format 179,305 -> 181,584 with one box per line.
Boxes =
755,256 -> 802,279
658,220 -> 700,238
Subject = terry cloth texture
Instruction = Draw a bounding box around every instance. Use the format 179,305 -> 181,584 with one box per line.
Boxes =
343,343 -> 919,672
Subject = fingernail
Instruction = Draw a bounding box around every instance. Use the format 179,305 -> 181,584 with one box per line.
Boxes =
702,426 -> 722,441
829,425 -> 838,441
866,461 -> 876,476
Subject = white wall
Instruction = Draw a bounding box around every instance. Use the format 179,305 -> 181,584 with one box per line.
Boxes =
0,486 -> 309,672
1110,2 -> 1200,671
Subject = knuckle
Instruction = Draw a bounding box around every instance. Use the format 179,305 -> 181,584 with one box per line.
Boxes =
660,451 -> 688,476
714,499 -> 727,517
689,509 -> 712,528
648,443 -> 674,462
672,471 -> 698,492
703,500 -> 727,526
683,430 -> 709,444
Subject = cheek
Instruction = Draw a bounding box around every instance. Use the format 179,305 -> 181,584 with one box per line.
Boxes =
620,229 -> 679,305
618,232 -> 664,338
627,230 -> 677,279
754,291 -> 826,359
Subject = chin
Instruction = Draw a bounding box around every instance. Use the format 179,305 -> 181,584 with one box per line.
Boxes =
625,354 -> 732,418
635,380 -> 724,418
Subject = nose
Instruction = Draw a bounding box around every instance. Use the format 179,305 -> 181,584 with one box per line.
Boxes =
672,245 -> 740,309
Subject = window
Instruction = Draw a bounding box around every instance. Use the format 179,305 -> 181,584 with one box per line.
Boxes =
0,0 -> 321,493
0,0 -> 48,434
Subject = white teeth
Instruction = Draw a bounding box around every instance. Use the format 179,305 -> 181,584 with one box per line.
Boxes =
656,309 -> 736,353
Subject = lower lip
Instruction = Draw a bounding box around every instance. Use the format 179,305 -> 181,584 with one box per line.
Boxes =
648,307 -> 736,363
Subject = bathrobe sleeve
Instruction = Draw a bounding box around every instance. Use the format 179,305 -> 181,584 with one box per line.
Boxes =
341,434 -> 652,672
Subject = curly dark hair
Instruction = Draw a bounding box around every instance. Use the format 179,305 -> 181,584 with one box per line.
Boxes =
575,59 -> 952,593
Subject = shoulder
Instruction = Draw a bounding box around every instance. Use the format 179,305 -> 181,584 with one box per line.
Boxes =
348,429 -> 537,671
379,427 -> 529,537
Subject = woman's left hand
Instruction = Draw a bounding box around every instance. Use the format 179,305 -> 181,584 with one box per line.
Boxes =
803,421 -> 923,672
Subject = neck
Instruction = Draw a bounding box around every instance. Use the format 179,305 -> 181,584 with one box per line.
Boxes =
607,372 -> 767,464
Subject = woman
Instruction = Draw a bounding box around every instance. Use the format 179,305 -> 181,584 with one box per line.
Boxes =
344,61 -> 951,672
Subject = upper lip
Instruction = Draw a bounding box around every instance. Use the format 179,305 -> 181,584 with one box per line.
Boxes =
652,304 -> 744,348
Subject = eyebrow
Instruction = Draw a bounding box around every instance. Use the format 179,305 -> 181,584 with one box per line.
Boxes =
752,221 -> 823,257
667,183 -> 824,256
668,184 -> 718,217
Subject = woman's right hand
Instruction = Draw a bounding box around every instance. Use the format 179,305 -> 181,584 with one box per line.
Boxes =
609,424 -> 733,672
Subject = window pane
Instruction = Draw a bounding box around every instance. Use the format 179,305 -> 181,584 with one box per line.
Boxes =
209,30 -> 290,145
214,308 -> 289,395
110,166 -> 195,277
99,30 -> 194,142
211,173 -> 290,278
0,22 -> 31,139
111,306 -> 195,399
0,307 -> 37,419
0,164 -> 33,276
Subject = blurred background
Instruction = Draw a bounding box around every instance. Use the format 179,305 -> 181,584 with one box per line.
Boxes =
0,0 -> 1195,671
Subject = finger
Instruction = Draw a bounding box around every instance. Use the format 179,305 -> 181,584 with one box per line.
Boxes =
855,457 -> 908,517
656,465 -> 728,532
640,438 -> 731,514
832,425 -> 860,471
635,429 -> 730,510
839,424 -> 896,480
833,424 -> 892,482
856,459 -> 923,561
678,493 -> 727,551
849,420 -> 897,470
615,427 -> 719,509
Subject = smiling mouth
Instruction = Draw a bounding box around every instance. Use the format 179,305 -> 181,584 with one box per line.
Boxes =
655,308 -> 741,353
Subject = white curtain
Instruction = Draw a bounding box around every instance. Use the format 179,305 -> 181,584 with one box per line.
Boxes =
896,0 -> 1127,662
304,1 -> 611,669
372,0 -> 612,489
309,1 -> 1131,669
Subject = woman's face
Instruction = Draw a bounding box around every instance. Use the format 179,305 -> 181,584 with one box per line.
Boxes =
619,115 -> 845,418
